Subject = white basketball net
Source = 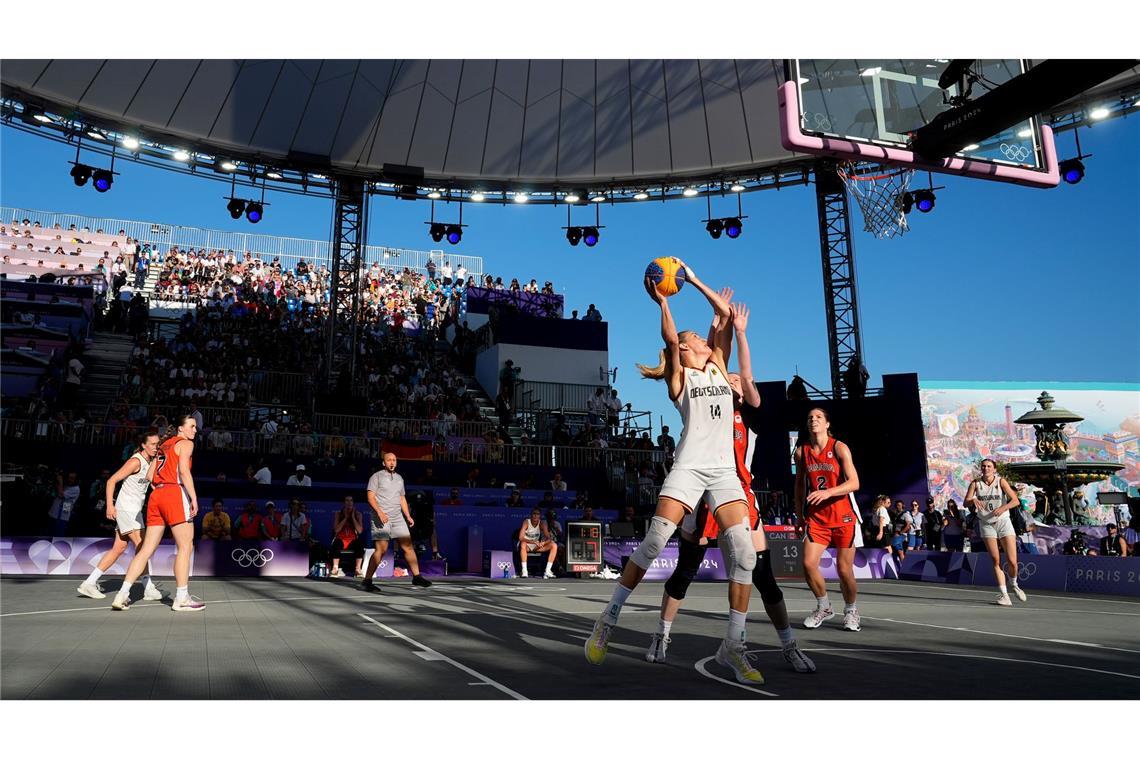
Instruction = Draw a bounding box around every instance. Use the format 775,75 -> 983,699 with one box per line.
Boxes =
837,161 -> 915,239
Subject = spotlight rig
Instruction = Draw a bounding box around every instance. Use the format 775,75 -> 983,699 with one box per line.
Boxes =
424,200 -> 465,245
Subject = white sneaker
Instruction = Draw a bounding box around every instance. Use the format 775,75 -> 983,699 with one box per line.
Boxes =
542,570 -> 556,579
842,609 -> 861,632
172,595 -> 206,612
715,640 -> 765,684
584,619 -> 614,665
1012,585 -> 1027,602
645,633 -> 671,663
994,593 -> 1012,607
520,571 -> 528,578
782,640 -> 817,673
77,582 -> 105,599
331,569 -> 345,578
110,594 -> 130,611
803,606 -> 835,629
143,585 -> 163,601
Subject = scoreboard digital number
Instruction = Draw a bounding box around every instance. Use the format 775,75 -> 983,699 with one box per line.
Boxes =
764,525 -> 804,578
567,521 -> 603,573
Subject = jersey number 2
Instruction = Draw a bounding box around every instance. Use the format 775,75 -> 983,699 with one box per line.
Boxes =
815,475 -> 827,492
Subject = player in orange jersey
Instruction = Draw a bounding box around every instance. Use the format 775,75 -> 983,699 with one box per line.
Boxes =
796,408 -> 862,631
111,413 -> 205,612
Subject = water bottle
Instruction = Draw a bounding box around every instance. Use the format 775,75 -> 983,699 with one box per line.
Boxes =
503,565 -> 509,579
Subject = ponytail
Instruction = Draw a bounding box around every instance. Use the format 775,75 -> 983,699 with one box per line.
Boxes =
637,351 -> 667,380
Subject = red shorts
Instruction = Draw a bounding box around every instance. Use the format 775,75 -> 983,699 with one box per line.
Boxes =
694,489 -> 758,541
146,485 -> 192,527
804,518 -> 859,548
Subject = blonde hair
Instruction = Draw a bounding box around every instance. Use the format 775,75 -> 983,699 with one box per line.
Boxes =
637,331 -> 697,380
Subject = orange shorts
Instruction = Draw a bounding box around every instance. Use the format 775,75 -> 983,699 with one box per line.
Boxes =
694,489 -> 758,541
146,485 -> 193,527
804,518 -> 859,548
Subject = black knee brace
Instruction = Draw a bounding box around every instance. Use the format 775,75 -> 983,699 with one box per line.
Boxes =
664,536 -> 707,601
752,549 -> 784,606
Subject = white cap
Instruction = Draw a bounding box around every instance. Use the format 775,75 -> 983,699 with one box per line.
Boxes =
296,464 -> 306,471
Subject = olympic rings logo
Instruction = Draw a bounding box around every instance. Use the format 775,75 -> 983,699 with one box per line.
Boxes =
232,548 -> 274,567
1018,562 -> 1037,579
497,561 -> 511,571
802,112 -> 833,132
1000,143 -> 1031,162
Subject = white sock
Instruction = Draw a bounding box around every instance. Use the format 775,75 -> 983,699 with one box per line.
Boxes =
776,626 -> 795,646
545,562 -> 553,573
175,585 -> 189,602
140,574 -> 153,589
146,560 -> 155,577
83,568 -> 104,586
816,594 -> 831,610
1010,578 -> 1020,588
520,567 -> 528,577
726,609 -> 748,645
844,602 -> 858,613
657,618 -> 673,637
998,584 -> 1008,595
601,584 -> 633,624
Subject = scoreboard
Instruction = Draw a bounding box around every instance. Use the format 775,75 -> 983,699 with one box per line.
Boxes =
567,521 -> 603,573
764,525 -> 804,578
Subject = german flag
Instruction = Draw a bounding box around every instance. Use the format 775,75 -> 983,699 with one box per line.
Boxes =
381,440 -> 433,461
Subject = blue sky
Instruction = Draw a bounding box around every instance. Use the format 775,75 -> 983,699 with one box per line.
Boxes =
2,115 -> 1137,431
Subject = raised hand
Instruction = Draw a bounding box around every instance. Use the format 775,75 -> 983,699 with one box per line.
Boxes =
718,286 -> 734,303
644,275 -> 664,304
731,302 -> 750,331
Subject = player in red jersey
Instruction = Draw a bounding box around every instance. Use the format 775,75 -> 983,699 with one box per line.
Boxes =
111,413 -> 205,612
647,303 -> 815,677
796,408 -> 862,631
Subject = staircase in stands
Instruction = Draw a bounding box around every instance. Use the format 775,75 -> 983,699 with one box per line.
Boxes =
82,330 -> 135,421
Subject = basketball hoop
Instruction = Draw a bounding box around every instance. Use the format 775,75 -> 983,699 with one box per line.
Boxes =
836,161 -> 915,239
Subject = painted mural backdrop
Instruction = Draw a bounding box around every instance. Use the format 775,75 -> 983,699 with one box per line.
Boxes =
920,382 -> 1140,522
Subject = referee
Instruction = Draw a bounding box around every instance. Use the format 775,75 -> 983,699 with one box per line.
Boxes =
361,452 -> 432,591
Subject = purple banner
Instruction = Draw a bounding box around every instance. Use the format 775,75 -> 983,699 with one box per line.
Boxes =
898,550 -> 1140,596
1065,556 -> 1140,595
1,537 -> 178,576
194,540 -> 311,577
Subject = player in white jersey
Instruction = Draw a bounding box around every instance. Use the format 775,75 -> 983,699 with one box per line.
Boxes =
584,262 -> 763,685
517,508 -> 557,578
964,458 -> 1026,606
76,430 -> 164,601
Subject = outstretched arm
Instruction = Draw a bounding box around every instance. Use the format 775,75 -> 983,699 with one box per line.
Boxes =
677,260 -> 732,365
732,303 -> 761,408
645,277 -> 684,401
706,287 -> 734,365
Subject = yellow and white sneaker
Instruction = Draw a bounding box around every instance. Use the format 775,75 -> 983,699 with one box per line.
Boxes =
584,619 -> 614,665
715,641 -> 765,685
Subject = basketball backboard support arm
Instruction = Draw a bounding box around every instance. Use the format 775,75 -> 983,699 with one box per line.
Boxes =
814,162 -> 864,400
779,72 -> 1060,188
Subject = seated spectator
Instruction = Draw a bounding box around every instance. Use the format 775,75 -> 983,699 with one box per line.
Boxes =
440,487 -> 463,506
252,460 -> 272,485
286,464 -> 312,487
582,303 -> 602,321
208,423 -> 233,451
550,472 -> 567,492
505,489 -> 525,508
282,499 -> 311,542
261,502 -> 283,541
330,496 -> 365,578
580,504 -> 599,523
202,499 -> 232,540
233,500 -> 263,540
1100,524 -> 1126,557
538,490 -> 561,510
942,500 -> 965,552
517,508 -> 557,579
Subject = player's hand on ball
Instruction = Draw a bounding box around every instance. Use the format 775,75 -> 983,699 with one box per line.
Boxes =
644,275 -> 664,303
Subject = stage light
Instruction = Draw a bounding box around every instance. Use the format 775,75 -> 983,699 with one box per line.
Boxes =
266,171 -> 282,179
227,198 -> 246,220
962,144 -> 979,151
564,193 -> 581,203
724,217 -> 743,238
20,106 -> 51,125
633,191 -> 649,200
582,227 -> 599,247
86,129 -> 105,141
429,222 -> 446,243
311,173 -> 327,180
173,149 -> 190,162
70,164 -> 92,187
220,161 -> 238,171
902,192 -> 915,214
513,192 -> 529,203
683,187 -> 698,197
470,192 -> 486,202
913,189 -> 936,212
566,226 -> 583,246
427,190 -> 441,199
122,136 -> 140,150
590,194 -> 606,203
246,202 -> 263,223
705,218 -> 724,239
1017,128 -> 1033,138
1059,158 -> 1085,184
445,225 -> 462,245
730,183 -> 745,192
1089,106 -> 1110,120
92,169 -> 113,193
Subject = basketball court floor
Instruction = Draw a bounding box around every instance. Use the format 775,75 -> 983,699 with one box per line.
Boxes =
2,576 -> 1137,700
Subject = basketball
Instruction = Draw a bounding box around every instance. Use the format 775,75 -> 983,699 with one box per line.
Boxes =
645,257 -> 686,297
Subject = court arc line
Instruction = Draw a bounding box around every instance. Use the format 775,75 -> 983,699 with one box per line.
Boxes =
358,613 -> 528,700
864,615 -> 1140,654
693,654 -> 780,697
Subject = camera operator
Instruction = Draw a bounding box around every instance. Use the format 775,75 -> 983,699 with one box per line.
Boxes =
1099,524 -> 1127,557
1063,530 -> 1089,556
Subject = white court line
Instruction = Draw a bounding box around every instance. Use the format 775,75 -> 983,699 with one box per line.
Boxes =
693,654 -> 780,697
0,595 -> 330,618
873,579 -> 1140,606
358,613 -> 528,701
864,615 -> 1140,654
767,646 -> 1140,681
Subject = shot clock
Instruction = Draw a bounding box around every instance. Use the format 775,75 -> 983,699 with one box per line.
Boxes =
567,521 -> 603,573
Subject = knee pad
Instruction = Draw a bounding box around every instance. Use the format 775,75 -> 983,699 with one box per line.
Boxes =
721,524 -> 756,584
664,536 -> 707,600
752,549 -> 784,606
630,516 -> 676,570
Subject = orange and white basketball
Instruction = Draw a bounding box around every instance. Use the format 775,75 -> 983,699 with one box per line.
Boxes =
645,257 -> 687,297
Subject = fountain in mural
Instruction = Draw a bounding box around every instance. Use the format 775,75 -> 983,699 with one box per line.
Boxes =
1004,392 -> 1125,524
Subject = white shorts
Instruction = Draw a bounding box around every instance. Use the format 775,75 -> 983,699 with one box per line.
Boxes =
979,514 -> 1015,540
658,467 -> 746,514
114,501 -> 145,534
